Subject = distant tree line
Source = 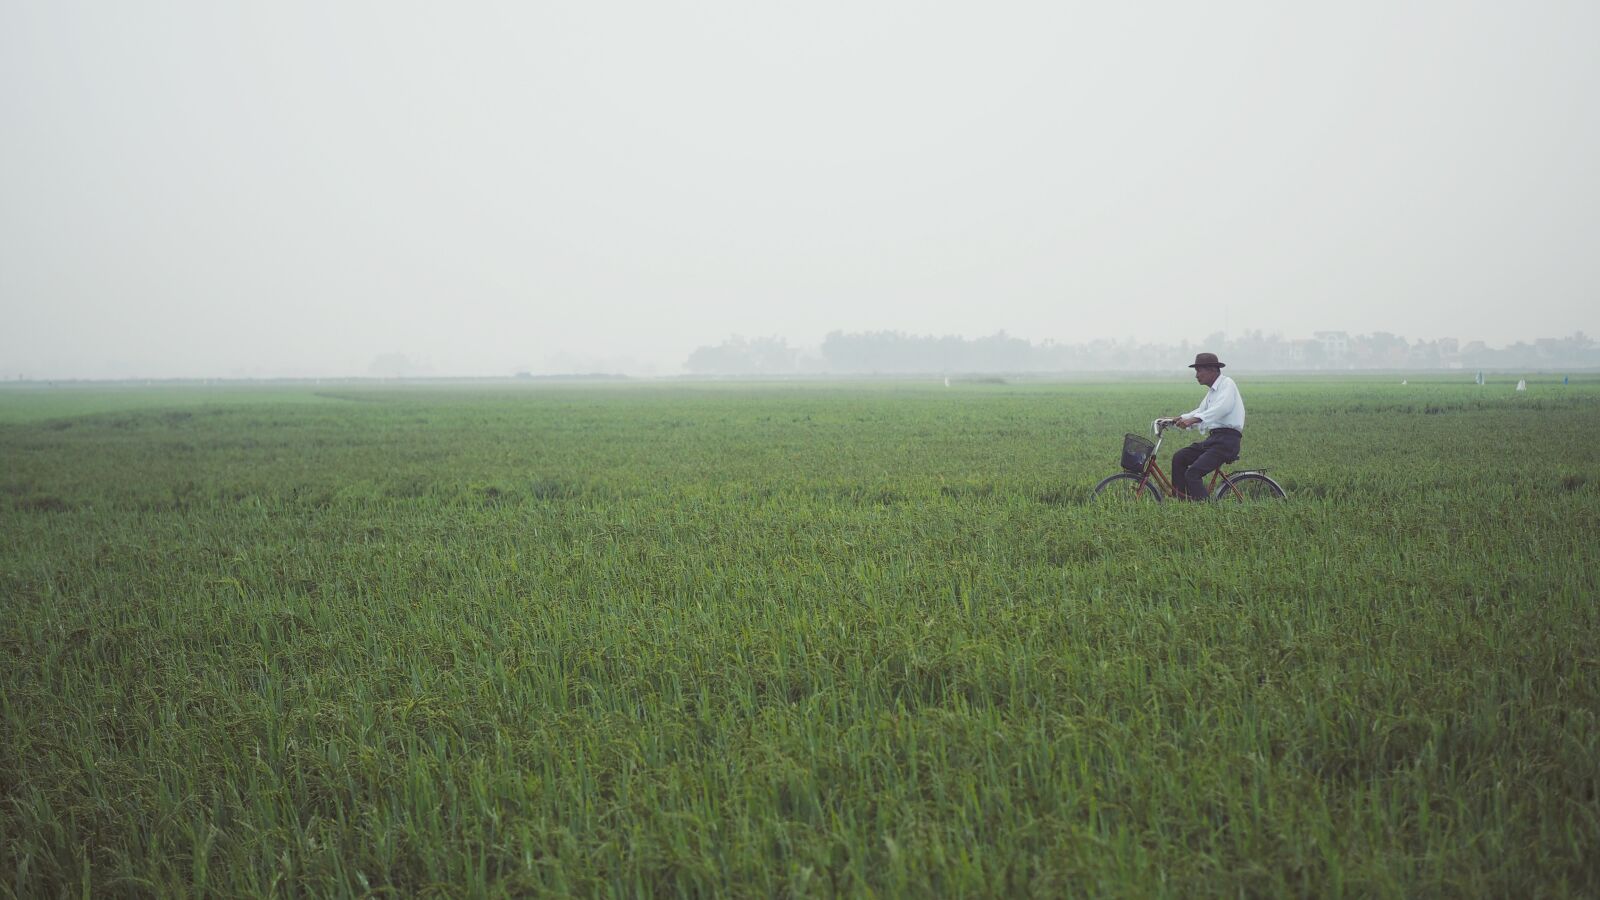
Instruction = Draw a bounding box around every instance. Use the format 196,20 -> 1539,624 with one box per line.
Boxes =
684,330 -> 1599,374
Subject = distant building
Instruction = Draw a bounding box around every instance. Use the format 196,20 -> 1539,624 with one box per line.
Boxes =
1438,338 -> 1461,368
1313,331 -> 1349,366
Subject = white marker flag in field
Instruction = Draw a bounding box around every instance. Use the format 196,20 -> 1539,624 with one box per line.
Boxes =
1517,380 -> 1527,391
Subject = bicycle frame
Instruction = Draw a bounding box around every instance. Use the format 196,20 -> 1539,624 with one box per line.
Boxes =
1133,419 -> 1235,500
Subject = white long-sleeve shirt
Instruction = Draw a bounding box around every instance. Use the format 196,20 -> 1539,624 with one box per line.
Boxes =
1184,374 -> 1245,433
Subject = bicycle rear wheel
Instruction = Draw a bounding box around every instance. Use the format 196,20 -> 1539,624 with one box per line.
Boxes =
1216,471 -> 1286,501
1091,472 -> 1163,504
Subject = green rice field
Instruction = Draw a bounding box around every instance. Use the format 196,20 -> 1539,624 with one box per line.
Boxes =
3,376 -> 1598,896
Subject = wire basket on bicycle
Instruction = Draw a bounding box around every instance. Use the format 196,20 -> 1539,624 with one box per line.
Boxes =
1121,433 -> 1155,472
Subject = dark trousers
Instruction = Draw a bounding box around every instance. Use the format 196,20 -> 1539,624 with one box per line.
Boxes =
1171,429 -> 1241,500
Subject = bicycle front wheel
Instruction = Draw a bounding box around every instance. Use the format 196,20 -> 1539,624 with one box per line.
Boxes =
1216,472 -> 1286,502
1091,472 -> 1163,504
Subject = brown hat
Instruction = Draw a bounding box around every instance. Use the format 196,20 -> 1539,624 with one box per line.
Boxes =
1188,352 -> 1226,369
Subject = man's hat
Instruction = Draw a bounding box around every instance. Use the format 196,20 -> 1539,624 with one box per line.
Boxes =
1188,352 -> 1226,369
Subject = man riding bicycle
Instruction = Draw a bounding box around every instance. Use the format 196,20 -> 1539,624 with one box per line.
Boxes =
1162,352 -> 1245,501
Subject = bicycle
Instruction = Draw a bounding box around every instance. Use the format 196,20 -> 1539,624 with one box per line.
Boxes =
1091,419 -> 1286,503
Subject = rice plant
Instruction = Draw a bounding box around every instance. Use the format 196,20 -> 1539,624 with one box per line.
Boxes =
3,377 -> 1597,895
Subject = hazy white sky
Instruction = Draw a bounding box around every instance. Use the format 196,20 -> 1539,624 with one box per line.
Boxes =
3,1 -> 1597,377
